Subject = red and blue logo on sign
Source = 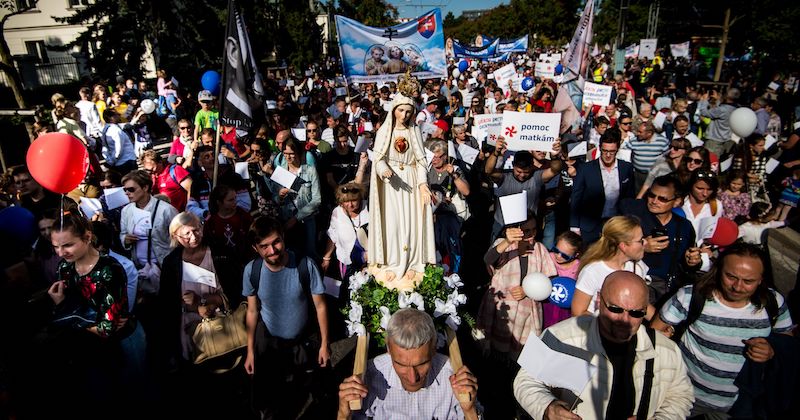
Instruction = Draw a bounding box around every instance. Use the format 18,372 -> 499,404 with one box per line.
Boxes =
417,14 -> 436,39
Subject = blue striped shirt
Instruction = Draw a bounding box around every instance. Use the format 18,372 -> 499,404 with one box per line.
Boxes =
659,285 -> 793,411
623,134 -> 670,172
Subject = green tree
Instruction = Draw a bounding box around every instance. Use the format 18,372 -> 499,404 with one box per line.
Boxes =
336,0 -> 398,27
277,1 -> 323,69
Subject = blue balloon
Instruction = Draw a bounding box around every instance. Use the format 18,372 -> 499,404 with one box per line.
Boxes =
549,277 -> 576,309
458,60 -> 469,73
201,70 -> 221,96
0,206 -> 37,246
521,77 -> 534,91
554,63 -> 563,75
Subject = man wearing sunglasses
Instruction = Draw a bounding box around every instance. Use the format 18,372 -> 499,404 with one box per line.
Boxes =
621,175 -> 699,302
514,271 -> 694,420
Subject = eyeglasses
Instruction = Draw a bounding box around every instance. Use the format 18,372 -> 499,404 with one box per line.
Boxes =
626,237 -> 646,245
179,126 -> 191,131
600,148 -> 618,155
341,186 -> 361,194
549,246 -> 576,262
602,298 -> 647,318
645,190 -> 676,203
176,229 -> 202,240
688,158 -> 704,165
619,121 -> 632,125
123,187 -> 137,193
670,145 -> 686,151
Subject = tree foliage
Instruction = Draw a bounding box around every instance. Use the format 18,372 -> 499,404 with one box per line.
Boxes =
443,0 -> 581,47
336,0 -> 398,28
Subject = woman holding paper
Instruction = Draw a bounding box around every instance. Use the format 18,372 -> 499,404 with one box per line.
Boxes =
158,211 -> 242,365
268,137 -> 321,259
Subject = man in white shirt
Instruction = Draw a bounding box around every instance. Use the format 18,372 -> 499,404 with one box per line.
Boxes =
416,96 -> 438,126
100,109 -> 138,175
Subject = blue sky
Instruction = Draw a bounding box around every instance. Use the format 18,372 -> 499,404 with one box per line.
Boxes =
387,0 -> 507,19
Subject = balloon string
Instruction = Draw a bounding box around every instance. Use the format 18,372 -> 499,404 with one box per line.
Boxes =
59,194 -> 64,233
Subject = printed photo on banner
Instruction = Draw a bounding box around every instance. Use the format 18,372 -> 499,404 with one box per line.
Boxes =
335,9 -> 446,83
582,82 -> 613,107
670,41 -> 690,58
501,111 -> 561,152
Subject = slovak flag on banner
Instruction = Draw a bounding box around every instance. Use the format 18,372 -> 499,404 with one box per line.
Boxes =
417,12 -> 436,39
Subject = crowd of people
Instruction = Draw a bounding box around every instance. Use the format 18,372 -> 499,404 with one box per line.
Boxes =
2,45 -> 800,420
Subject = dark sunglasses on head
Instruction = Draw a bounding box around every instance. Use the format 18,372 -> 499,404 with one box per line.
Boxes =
696,170 -> 715,178
645,190 -> 676,203
670,145 -> 686,151
549,246 -> 576,262
602,299 -> 647,318
341,186 -> 361,194
123,187 -> 137,193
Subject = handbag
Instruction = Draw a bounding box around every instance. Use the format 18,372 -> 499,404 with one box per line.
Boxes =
192,296 -> 248,371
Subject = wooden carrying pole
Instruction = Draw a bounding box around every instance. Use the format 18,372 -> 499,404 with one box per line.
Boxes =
349,334 -> 370,411
446,327 -> 471,403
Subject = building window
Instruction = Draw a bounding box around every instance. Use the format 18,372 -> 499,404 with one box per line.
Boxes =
25,40 -> 49,64
16,0 -> 36,10
68,0 -> 91,7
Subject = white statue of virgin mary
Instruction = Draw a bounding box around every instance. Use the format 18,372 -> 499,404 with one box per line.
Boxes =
367,73 -> 436,290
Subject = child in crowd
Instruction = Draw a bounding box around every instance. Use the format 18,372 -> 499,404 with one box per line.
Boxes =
542,231 -> 582,328
738,202 -> 786,246
477,216 -> 557,359
775,166 -> 800,221
718,170 -> 751,221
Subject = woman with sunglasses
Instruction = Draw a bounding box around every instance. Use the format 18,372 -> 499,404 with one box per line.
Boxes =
477,215 -> 557,359
572,216 -> 653,319
636,137 -> 691,198
681,170 -> 723,237
158,211 -> 242,370
542,231 -> 583,328
119,170 -> 179,294
674,146 -> 710,188
616,115 -> 635,146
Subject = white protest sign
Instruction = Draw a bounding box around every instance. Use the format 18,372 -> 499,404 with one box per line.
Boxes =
501,111 -> 561,152
104,187 -> 129,210
462,91 -> 476,108
517,332 -> 597,395
291,128 -> 306,141
472,114 -> 504,146
538,53 -> 561,63
183,263 -> 217,288
335,87 -> 347,97
130,206 -> 152,237
498,192 -> 527,225
354,135 -> 370,153
493,63 -> 516,96
639,38 -> 658,59
286,79 -> 295,88
534,61 -> 555,79
270,165 -> 298,190
670,41 -> 690,58
764,134 -> 778,150
567,142 -> 588,158
718,156 -> 733,173
234,162 -> 250,180
766,158 -> 780,174
457,143 -> 479,166
582,82 -> 613,107
453,117 -> 465,126
79,197 -> 103,219
653,112 -> 667,130
768,81 -> 780,91
362,121 -> 374,132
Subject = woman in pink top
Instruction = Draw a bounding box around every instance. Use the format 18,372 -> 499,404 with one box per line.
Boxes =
542,231 -> 582,328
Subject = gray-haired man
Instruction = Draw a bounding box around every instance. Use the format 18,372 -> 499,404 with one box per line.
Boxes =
337,308 -> 480,419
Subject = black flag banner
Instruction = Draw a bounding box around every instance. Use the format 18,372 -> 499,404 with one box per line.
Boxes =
220,0 -> 264,140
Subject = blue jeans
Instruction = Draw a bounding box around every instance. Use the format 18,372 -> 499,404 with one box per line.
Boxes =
541,211 -> 556,249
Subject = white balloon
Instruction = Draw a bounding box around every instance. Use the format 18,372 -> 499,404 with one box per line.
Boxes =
522,272 -> 552,301
452,68 -> 460,78
140,99 -> 156,114
729,107 -> 757,138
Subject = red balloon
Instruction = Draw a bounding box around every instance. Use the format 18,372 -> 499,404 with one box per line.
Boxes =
26,132 -> 89,194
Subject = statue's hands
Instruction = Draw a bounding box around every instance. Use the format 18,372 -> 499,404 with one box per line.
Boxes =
382,168 -> 394,179
420,184 -> 432,205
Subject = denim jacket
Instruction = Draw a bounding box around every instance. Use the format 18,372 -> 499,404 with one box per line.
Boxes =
266,163 -> 321,222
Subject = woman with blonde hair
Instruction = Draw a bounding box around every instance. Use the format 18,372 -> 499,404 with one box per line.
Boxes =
571,215 -> 653,318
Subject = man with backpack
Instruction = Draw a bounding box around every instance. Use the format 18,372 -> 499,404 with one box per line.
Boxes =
652,243 -> 794,419
243,216 -> 330,418
140,149 -> 192,212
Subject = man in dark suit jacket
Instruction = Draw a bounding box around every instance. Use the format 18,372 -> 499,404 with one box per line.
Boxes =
570,134 -> 635,244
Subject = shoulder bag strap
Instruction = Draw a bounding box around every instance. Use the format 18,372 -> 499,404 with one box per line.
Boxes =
146,199 -> 160,265
636,327 -> 657,420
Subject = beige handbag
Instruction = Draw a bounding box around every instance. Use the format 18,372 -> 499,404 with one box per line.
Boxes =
192,296 -> 248,370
